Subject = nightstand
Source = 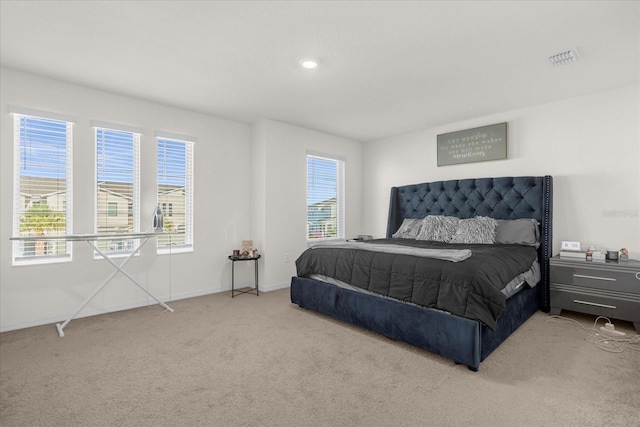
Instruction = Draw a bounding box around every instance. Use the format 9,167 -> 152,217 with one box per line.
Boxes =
228,255 -> 261,298
549,256 -> 640,332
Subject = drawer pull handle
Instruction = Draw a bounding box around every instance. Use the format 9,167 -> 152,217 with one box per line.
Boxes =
573,274 -> 616,282
636,272 -> 640,280
573,299 -> 616,309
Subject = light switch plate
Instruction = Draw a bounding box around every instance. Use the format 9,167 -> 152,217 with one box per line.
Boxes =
561,241 -> 581,251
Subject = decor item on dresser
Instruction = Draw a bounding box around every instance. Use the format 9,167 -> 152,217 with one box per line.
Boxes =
559,240 -> 585,259
290,176 -> 553,371
620,248 -> 629,261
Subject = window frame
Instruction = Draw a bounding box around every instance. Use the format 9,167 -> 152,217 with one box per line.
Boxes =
11,110 -> 74,266
156,135 -> 194,255
306,151 -> 345,242
93,123 -> 141,258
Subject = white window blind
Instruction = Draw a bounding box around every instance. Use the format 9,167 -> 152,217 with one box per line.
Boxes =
157,137 -> 194,253
95,127 -> 140,255
306,153 -> 345,240
12,114 -> 73,264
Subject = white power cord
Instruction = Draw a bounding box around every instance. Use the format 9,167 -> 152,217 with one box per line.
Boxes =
546,315 -> 640,354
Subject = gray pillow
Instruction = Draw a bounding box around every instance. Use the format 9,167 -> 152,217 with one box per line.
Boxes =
416,215 -> 460,242
392,218 -> 424,239
495,219 -> 540,247
449,216 -> 498,244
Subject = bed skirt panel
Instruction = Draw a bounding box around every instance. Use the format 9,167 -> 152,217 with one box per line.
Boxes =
480,284 -> 539,360
290,276 -> 482,370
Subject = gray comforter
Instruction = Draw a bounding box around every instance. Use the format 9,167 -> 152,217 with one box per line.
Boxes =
295,238 -> 539,330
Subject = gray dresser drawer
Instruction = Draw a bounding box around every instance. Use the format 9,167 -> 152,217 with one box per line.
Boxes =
550,283 -> 640,322
550,264 -> 640,294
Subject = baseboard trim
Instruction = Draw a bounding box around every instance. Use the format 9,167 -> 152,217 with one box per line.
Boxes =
0,282 -> 292,333
259,282 -> 291,293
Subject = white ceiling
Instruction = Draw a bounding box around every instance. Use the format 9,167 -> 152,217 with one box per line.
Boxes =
1,1 -> 638,142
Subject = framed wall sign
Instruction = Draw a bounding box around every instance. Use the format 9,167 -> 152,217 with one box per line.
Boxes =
437,122 -> 508,166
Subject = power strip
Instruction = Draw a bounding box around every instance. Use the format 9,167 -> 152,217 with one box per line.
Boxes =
600,326 -> 626,336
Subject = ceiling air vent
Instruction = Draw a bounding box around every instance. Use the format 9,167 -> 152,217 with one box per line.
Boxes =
548,48 -> 580,66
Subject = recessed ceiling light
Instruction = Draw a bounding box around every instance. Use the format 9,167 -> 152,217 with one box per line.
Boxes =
548,48 -> 580,66
300,59 -> 319,69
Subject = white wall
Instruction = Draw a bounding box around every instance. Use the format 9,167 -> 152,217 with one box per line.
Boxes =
0,68 -> 253,331
251,119 -> 363,289
362,85 -> 640,257
2,67 -> 636,332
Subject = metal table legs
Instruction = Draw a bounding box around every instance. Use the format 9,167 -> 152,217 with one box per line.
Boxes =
230,256 -> 260,298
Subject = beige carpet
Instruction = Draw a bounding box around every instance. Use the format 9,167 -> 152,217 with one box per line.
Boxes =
1,288 -> 638,427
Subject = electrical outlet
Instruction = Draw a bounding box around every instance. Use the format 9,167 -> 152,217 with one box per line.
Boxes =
561,241 -> 581,251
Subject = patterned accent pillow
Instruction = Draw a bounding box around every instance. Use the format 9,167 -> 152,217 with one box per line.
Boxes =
416,215 -> 460,242
392,218 -> 424,239
449,216 -> 498,244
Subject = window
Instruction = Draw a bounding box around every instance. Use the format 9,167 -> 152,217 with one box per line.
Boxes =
157,136 -> 194,253
12,113 -> 73,264
161,202 -> 173,217
95,126 -> 140,255
107,202 -> 118,217
306,153 -> 345,240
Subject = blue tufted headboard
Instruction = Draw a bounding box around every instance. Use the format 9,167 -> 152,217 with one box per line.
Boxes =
385,176 -> 553,310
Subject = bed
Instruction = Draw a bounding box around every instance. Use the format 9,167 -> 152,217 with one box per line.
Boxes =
290,176 -> 553,371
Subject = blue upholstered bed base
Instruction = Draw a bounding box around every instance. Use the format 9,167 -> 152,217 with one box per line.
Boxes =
291,176 -> 553,371
290,276 -> 538,370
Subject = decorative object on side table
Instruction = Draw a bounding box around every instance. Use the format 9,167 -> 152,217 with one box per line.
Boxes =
230,247 -> 258,259
559,241 -> 585,259
561,241 -> 582,252
559,250 -> 586,259
241,239 -> 253,257
620,248 -> 629,261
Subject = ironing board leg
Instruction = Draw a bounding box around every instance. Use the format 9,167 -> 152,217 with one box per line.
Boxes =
91,240 -> 174,313
55,237 -> 173,337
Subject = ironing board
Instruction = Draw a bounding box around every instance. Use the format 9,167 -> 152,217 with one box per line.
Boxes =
10,232 -> 175,337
